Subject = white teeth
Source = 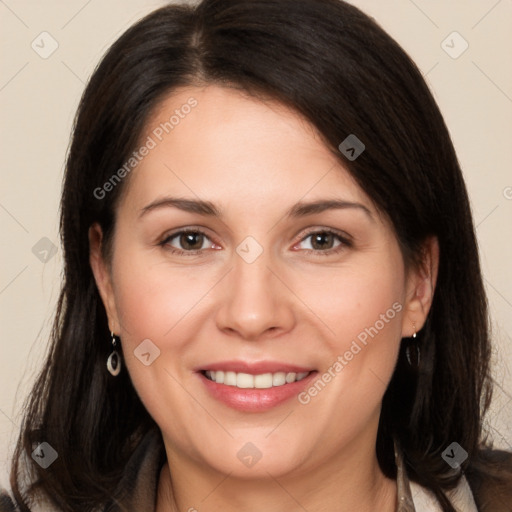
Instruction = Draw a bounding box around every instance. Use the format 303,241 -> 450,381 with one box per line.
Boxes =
254,373 -> 273,388
224,371 -> 237,386
236,373 -> 254,388
205,370 -> 311,388
272,372 -> 286,386
285,372 -> 296,383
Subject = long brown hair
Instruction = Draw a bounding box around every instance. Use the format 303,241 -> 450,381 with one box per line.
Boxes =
10,1 -> 497,510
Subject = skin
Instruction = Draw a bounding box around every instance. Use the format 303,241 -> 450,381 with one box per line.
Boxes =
89,85 -> 438,512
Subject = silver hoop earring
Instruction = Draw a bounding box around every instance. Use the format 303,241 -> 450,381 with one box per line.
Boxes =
107,331 -> 122,376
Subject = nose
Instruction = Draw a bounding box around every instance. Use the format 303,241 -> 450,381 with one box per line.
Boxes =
215,248 -> 296,341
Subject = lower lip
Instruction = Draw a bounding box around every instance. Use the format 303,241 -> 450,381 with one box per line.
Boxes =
198,371 -> 317,412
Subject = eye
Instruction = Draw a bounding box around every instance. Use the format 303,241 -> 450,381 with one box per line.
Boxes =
158,227 -> 352,257
294,229 -> 351,255
159,229 -> 217,255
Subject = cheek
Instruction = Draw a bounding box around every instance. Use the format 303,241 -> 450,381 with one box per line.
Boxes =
294,254 -> 405,426
294,257 -> 404,350
110,248 -> 211,342
109,250 -> 215,444
295,256 -> 405,409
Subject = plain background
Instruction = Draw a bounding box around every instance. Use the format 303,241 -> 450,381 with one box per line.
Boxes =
1,0 -> 511,489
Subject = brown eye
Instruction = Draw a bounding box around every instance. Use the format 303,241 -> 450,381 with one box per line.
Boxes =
160,229 -> 213,254
294,229 -> 352,256
178,232 -> 205,251
310,232 -> 336,250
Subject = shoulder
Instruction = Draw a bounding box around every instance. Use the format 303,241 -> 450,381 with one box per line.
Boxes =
466,447 -> 512,512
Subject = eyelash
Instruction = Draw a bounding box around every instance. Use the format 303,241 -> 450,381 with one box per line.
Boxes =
158,227 -> 352,257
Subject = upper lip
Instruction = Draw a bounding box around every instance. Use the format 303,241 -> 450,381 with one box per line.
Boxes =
197,360 -> 315,375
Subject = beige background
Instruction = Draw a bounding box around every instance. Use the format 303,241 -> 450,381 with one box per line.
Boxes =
1,0 -> 511,489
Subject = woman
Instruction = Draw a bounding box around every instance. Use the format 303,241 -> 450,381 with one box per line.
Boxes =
2,0 -> 511,510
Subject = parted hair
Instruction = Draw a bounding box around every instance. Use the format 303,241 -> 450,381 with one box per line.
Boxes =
8,1 -> 508,511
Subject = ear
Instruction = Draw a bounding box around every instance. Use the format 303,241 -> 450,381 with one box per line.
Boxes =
88,223 -> 120,334
401,236 -> 439,337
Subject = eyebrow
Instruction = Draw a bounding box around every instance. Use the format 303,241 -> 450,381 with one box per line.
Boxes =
139,197 -> 373,220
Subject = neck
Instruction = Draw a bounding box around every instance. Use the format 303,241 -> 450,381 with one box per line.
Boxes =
156,434 -> 397,512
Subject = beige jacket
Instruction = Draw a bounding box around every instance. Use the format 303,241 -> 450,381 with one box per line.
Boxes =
1,429 -> 510,511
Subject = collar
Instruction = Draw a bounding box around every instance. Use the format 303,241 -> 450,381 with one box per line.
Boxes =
393,439 -> 478,512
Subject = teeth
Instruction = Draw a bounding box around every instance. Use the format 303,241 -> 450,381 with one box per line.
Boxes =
285,372 -> 296,383
205,370 -> 310,388
225,371 -> 237,386
272,372 -> 286,386
237,373 -> 254,388
254,373 -> 273,388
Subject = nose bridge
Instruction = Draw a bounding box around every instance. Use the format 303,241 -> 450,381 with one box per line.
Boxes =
215,239 -> 294,340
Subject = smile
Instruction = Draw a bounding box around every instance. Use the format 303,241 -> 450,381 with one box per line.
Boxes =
197,362 -> 318,412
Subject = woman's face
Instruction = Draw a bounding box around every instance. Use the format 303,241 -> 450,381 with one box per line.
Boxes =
91,85 -> 435,479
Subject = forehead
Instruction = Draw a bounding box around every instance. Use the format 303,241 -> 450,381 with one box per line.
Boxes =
119,85 -> 373,215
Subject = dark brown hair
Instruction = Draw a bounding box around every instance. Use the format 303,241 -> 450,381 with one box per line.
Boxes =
9,0 -> 502,510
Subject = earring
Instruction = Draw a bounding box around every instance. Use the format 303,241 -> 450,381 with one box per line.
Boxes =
107,331 -> 122,376
405,323 -> 420,367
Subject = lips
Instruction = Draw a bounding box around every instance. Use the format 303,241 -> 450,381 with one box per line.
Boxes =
196,361 -> 317,412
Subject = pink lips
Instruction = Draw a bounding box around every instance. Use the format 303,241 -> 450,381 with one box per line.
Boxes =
196,360 -> 317,412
